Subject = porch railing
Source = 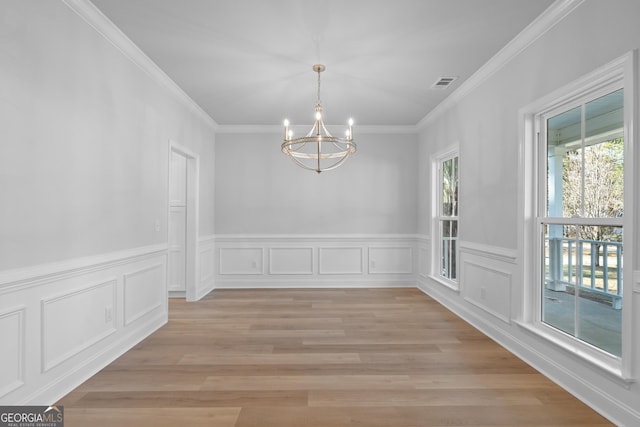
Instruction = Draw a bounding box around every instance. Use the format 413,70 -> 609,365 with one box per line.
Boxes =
545,237 -> 623,309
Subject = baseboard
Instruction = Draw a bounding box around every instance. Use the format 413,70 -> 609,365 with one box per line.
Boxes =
214,278 -> 416,289
416,276 -> 639,427
0,245 -> 168,405
31,312 -> 166,405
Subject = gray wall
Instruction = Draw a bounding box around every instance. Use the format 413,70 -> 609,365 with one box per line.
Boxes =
0,0 -> 216,271
417,1 -> 640,424
215,131 -> 418,235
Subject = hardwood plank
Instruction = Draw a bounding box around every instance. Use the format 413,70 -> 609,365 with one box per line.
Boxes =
64,408 -> 240,427
72,390 -> 308,408
58,288 -> 612,426
178,352 -> 361,365
202,374 -> 415,391
308,388 -> 545,407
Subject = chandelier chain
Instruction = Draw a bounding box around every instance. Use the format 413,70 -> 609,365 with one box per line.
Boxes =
317,69 -> 321,105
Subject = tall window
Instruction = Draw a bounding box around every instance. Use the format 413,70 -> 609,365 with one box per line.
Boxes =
434,152 -> 459,286
539,86 -> 624,357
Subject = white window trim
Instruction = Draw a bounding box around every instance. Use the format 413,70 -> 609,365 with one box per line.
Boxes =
430,145 -> 460,292
517,51 -> 636,382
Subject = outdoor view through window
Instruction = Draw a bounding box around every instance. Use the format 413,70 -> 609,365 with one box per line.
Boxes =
543,89 -> 624,357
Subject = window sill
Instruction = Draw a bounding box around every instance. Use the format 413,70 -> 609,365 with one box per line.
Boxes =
514,320 -> 634,388
428,274 -> 460,293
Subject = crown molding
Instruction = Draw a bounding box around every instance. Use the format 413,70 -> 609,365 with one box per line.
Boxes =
417,0 -> 585,130
62,0 -> 218,131
216,124 -> 419,135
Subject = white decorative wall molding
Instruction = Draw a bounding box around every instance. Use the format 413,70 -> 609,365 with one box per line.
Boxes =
219,248 -> 264,275
319,247 -> 364,275
459,240 -> 518,264
216,124 -> 419,135
61,0 -> 218,130
417,277 -> 639,427
0,307 -> 25,398
418,0 -> 585,129
214,234 -> 417,288
416,235 -> 431,279
0,246 -> 168,405
269,248 -> 314,275
417,236 -> 640,426
369,247 -> 413,274
215,276 -> 415,290
197,236 -> 216,300
41,279 -> 118,372
460,259 -> 512,324
123,264 -> 165,326
0,244 -> 168,294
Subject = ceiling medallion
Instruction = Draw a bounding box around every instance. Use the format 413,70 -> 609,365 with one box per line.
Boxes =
282,64 -> 356,173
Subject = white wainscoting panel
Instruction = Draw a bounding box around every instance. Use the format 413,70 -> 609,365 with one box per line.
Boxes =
369,247 -> 413,274
269,248 -> 314,275
41,279 -> 117,371
416,235 -> 431,280
123,264 -> 165,326
0,307 -> 25,397
319,247 -> 363,275
197,236 -> 216,300
461,260 -> 512,324
418,249 -> 429,278
0,244 -> 168,405
459,242 -> 516,324
214,235 -> 417,288
219,248 -> 264,275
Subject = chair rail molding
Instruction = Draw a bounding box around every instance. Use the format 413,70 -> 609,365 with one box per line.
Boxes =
0,244 -> 168,405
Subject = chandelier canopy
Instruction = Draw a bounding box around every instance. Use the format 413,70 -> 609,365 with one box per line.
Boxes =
281,64 -> 356,173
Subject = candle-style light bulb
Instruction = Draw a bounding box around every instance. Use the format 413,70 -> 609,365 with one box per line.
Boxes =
283,119 -> 289,140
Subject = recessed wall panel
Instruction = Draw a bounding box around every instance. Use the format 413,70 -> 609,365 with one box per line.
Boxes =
319,247 -> 363,275
42,279 -> 117,371
124,264 -> 165,326
0,307 -> 25,397
199,247 -> 215,281
269,248 -> 313,275
219,248 -> 263,275
462,259 -> 512,323
369,247 -> 412,274
418,247 -> 429,278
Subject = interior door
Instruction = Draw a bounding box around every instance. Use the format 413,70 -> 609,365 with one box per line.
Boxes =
168,150 -> 187,295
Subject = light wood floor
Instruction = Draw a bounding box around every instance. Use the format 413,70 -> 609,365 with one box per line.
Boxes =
59,288 -> 612,426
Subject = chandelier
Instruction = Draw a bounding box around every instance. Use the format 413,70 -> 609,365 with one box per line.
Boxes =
281,64 -> 356,173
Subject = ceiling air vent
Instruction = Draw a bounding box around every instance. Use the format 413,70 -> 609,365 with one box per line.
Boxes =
431,76 -> 457,89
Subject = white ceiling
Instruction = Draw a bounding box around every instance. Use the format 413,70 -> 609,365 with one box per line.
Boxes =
90,0 -> 554,127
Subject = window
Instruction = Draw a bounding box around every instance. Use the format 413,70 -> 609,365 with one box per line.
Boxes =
540,88 -> 624,357
521,52 -> 635,378
433,150 -> 459,288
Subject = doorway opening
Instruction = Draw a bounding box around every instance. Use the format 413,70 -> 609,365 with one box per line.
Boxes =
168,140 -> 199,301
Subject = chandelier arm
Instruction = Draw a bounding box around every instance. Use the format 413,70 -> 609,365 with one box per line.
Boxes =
305,119 -> 320,138
287,151 -> 323,173
319,153 -> 352,172
318,119 -> 334,138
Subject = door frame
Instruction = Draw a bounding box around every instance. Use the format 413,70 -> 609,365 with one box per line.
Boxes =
168,139 -> 199,301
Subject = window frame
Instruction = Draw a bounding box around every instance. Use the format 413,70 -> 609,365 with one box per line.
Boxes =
430,146 -> 460,291
518,51 -> 636,382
